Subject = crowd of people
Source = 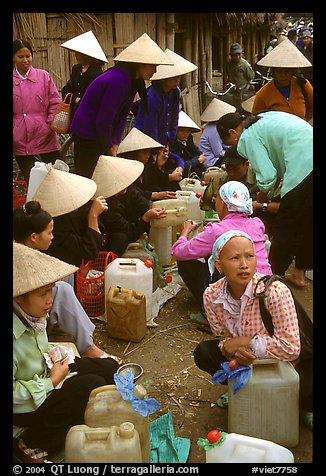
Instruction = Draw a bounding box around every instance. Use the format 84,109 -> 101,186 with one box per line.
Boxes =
13,23 -> 313,463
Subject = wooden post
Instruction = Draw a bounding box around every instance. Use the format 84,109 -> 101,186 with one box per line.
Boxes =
156,13 -> 166,50
166,13 -> 175,50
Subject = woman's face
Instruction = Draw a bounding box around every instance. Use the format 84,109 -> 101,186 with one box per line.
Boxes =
136,149 -> 151,164
28,220 -> 54,251
137,64 -> 157,81
215,237 -> 256,292
273,68 -> 294,87
177,127 -> 191,141
13,47 -> 33,75
163,76 -> 181,92
15,283 -> 54,318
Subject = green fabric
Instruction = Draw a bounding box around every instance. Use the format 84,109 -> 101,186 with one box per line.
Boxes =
150,410 -> 190,463
237,111 -> 313,197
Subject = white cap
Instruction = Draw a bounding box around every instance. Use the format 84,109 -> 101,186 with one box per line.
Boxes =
61,31 -> 107,63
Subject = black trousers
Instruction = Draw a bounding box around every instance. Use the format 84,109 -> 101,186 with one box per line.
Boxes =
15,150 -> 60,184
177,259 -> 221,313
194,340 -> 312,412
269,172 -> 313,275
73,135 -> 106,178
13,357 -> 119,454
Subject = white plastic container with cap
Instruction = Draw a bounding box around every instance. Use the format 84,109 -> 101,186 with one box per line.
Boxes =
150,198 -> 188,228
84,384 -> 151,463
105,258 -> 153,324
65,422 -> 142,463
175,190 -> 205,223
228,358 -> 300,447
179,177 -> 206,196
202,430 -> 294,463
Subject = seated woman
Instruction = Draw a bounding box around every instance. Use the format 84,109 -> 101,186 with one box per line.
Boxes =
29,164 -> 107,268
117,126 -> 177,201
170,110 -> 206,179
91,155 -> 167,256
171,181 -> 271,313
193,230 -> 312,429
13,242 -> 120,463
13,200 -> 114,359
199,98 -> 236,169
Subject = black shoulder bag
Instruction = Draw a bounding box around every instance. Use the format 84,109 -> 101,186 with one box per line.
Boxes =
254,274 -> 313,363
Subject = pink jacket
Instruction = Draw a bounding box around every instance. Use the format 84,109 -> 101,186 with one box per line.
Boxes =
13,66 -> 61,156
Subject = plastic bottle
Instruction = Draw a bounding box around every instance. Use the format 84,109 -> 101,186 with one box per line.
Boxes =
84,384 -> 151,463
200,430 -> 294,463
121,239 -> 158,290
175,190 -> 205,223
105,258 -> 153,324
228,358 -> 300,447
106,287 -> 147,342
200,177 -> 214,218
65,422 -> 142,463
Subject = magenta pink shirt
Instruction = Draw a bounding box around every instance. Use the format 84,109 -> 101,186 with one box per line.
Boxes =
171,212 -> 272,275
13,66 -> 61,156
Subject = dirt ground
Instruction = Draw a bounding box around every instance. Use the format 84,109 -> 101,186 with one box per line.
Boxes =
85,267 -> 313,464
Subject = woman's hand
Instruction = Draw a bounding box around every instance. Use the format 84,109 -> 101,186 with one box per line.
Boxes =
50,356 -> 69,387
89,196 -> 108,218
169,167 -> 183,182
142,207 -> 167,223
181,219 -> 198,237
151,191 -> 177,200
222,336 -> 252,358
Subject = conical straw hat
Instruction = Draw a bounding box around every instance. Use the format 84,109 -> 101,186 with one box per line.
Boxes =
150,48 -> 198,80
61,31 -> 107,63
117,128 -> 163,154
13,242 -> 78,297
91,155 -> 144,198
257,38 -> 312,68
200,98 -> 236,122
241,95 -> 255,114
114,33 -> 173,65
32,169 -> 97,217
178,110 -> 201,131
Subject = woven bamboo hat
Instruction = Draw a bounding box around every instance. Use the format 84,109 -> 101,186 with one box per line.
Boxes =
200,98 -> 236,123
150,48 -> 198,80
178,111 -> 201,132
241,95 -> 255,114
117,128 -> 163,154
13,242 -> 78,297
114,33 -> 173,65
31,168 -> 97,217
257,38 -> 312,68
61,31 -> 107,63
91,155 -> 144,198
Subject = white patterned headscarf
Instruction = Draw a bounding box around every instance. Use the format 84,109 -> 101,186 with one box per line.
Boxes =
208,230 -> 254,277
219,181 -> 253,215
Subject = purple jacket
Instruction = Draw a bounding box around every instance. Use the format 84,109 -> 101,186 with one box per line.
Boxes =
13,66 -> 61,156
199,123 -> 227,168
171,212 -> 272,275
135,84 -> 183,169
70,67 -> 135,150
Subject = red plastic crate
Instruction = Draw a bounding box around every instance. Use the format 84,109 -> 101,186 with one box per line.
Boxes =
13,180 -> 27,210
75,251 -> 117,318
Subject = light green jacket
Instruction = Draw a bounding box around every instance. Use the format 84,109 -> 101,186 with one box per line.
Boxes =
13,313 -> 54,414
237,111 -> 313,197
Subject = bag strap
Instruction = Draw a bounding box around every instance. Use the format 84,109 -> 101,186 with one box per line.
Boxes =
63,93 -> 73,105
253,274 -> 288,337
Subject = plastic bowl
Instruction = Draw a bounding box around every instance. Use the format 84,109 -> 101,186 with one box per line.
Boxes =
117,363 -> 144,381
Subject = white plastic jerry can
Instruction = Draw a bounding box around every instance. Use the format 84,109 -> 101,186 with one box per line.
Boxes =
179,177 -> 207,196
105,258 -> 153,324
200,430 -> 294,463
65,422 -> 142,463
228,359 -> 300,447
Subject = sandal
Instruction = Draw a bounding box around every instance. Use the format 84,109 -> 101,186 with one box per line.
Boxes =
216,391 -> 229,408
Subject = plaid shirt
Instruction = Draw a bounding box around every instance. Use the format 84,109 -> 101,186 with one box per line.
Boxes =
203,272 -> 300,361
